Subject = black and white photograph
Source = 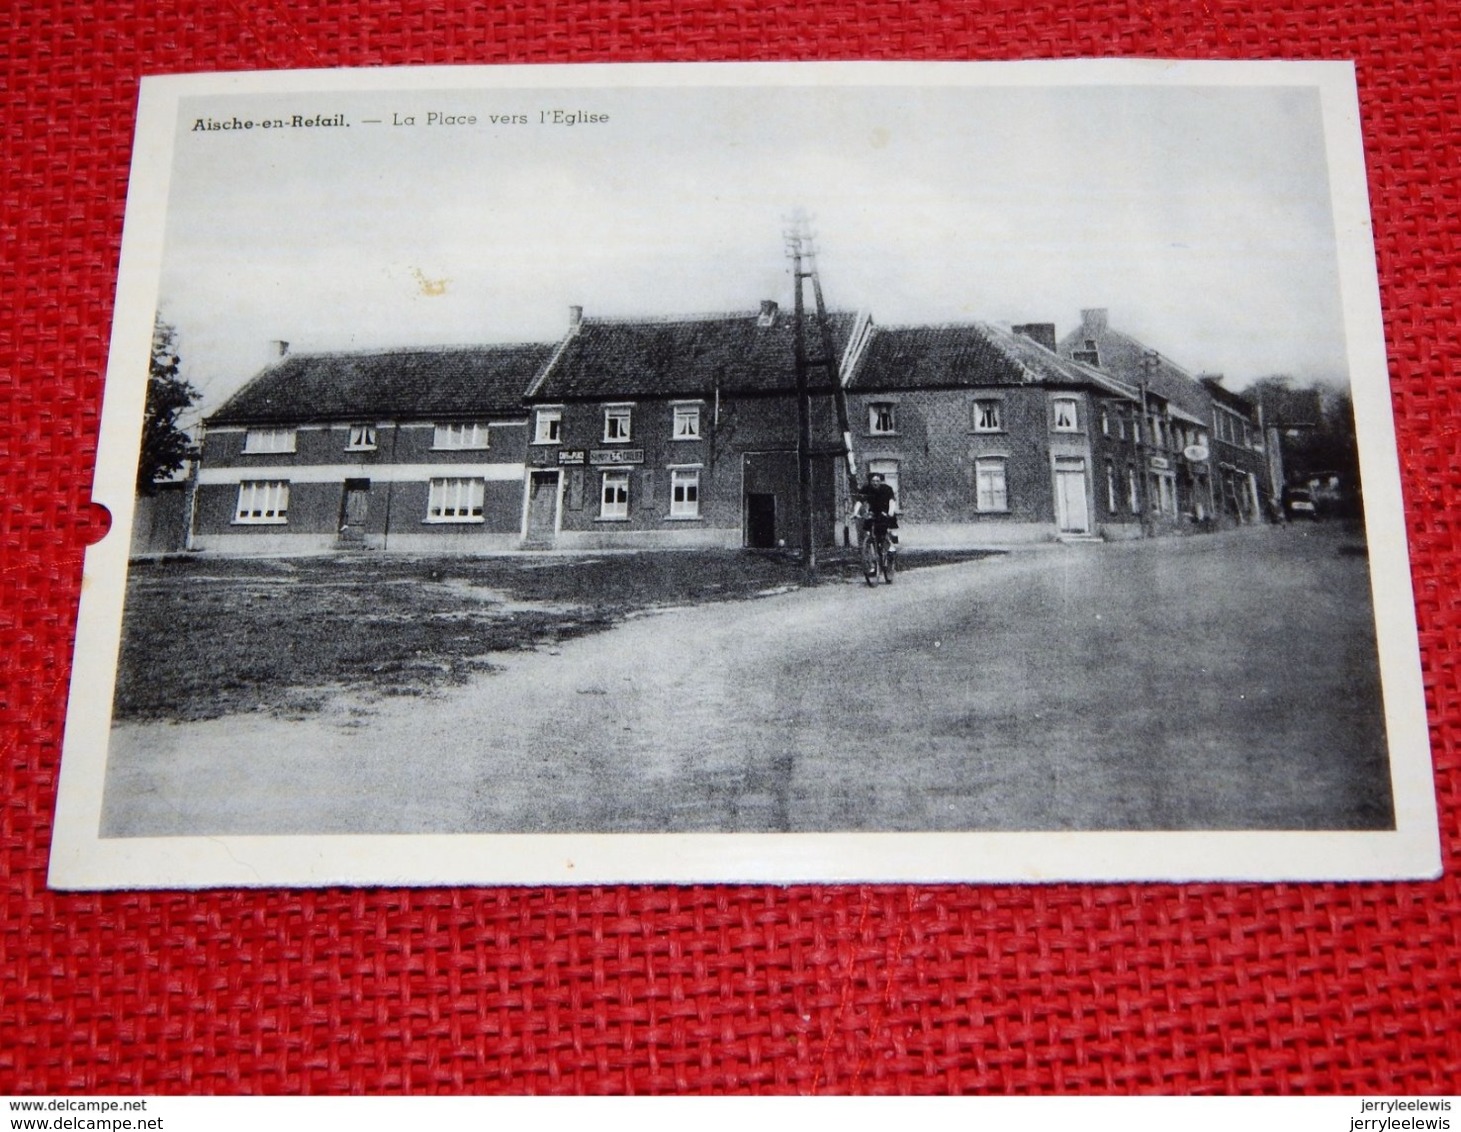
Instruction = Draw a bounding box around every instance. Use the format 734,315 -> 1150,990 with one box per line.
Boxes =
51,61 -> 1439,888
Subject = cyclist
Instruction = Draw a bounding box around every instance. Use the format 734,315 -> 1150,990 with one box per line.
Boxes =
854,472 -> 899,553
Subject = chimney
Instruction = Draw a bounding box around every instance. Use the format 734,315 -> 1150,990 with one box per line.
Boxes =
568,305 -> 583,331
269,339 -> 290,361
1011,322 -> 1057,353
757,300 -> 778,328
1080,308 -> 1109,335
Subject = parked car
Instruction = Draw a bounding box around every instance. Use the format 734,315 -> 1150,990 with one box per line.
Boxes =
1284,487 -> 1319,520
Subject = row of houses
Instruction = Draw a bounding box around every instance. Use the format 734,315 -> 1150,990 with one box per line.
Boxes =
145,304 -> 1277,556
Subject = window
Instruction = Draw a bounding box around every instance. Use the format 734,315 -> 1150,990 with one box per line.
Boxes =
433,422 -> 489,450
869,402 -> 896,435
1052,398 -> 1079,432
974,458 -> 1008,512
427,477 -> 485,522
1127,464 -> 1140,514
534,409 -> 562,445
974,400 -> 1002,432
1100,406 -> 1110,436
672,404 -> 701,440
243,428 -> 296,454
234,480 -> 289,524
670,469 -> 700,517
603,406 -> 632,443
1106,459 -> 1118,513
346,424 -> 377,450
600,470 -> 630,519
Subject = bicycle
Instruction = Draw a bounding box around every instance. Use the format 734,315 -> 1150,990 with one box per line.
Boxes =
859,514 -> 897,586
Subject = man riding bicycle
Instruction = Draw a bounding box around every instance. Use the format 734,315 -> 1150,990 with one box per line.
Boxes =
853,472 -> 899,554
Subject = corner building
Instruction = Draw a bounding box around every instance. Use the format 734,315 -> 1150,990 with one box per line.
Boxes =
521,303 -> 866,551
844,320 -> 1144,544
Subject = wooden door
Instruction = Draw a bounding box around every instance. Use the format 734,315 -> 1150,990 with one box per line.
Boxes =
526,471 -> 559,542
339,479 -> 370,544
1054,458 -> 1090,534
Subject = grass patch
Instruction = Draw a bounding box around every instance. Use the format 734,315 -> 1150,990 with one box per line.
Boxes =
114,548 -> 996,722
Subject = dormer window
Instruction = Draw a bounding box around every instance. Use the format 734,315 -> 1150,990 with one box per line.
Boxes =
243,427 -> 296,454
433,422 -> 489,450
346,424 -> 377,451
1072,338 -> 1101,366
603,405 -> 632,443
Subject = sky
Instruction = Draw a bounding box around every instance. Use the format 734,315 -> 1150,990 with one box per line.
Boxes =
157,78 -> 1352,419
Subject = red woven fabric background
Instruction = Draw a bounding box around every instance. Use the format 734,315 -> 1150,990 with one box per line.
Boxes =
4,0 -> 1459,1094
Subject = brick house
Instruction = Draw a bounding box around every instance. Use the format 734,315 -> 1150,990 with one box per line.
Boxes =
194,342 -> 555,554
844,320 -> 1144,544
520,303 -> 869,551
1058,308 -> 1271,528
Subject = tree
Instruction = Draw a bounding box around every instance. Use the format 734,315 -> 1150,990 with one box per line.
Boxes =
138,316 -> 201,495
1251,374 -> 1362,517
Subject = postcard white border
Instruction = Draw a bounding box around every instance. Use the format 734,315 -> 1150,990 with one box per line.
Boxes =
50,59 -> 1440,889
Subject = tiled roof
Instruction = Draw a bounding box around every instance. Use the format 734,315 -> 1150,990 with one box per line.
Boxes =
528,311 -> 860,401
206,343 -> 557,426
848,321 -> 1136,396
1056,323 -> 1221,420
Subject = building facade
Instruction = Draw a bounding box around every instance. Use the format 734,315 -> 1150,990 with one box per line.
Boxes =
519,303 -> 869,551
194,343 -> 555,554
186,303 -> 1276,556
1058,308 -> 1272,528
844,320 -> 1146,544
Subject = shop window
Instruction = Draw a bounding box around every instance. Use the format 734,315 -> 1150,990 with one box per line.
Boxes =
600,470 -> 630,519
670,469 -> 700,517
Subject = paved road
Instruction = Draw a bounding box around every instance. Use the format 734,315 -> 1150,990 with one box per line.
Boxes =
104,523 -> 1394,835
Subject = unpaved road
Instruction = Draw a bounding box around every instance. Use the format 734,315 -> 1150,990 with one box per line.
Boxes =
103,524 -> 1392,835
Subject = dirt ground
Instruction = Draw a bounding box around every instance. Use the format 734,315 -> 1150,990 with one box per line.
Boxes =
102,523 -> 1395,836
113,547 -> 989,721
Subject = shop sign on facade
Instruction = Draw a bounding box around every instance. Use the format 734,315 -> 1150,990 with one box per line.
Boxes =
591,448 -> 645,465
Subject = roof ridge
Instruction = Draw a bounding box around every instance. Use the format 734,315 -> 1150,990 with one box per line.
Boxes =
581,309 -> 859,327
269,341 -> 557,361
870,319 -> 993,333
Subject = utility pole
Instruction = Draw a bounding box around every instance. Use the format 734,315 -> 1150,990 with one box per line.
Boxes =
786,215 -> 816,583
1138,349 -> 1157,538
784,211 -> 848,585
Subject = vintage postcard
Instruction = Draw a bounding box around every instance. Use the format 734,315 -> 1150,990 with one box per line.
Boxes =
51,60 -> 1440,888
